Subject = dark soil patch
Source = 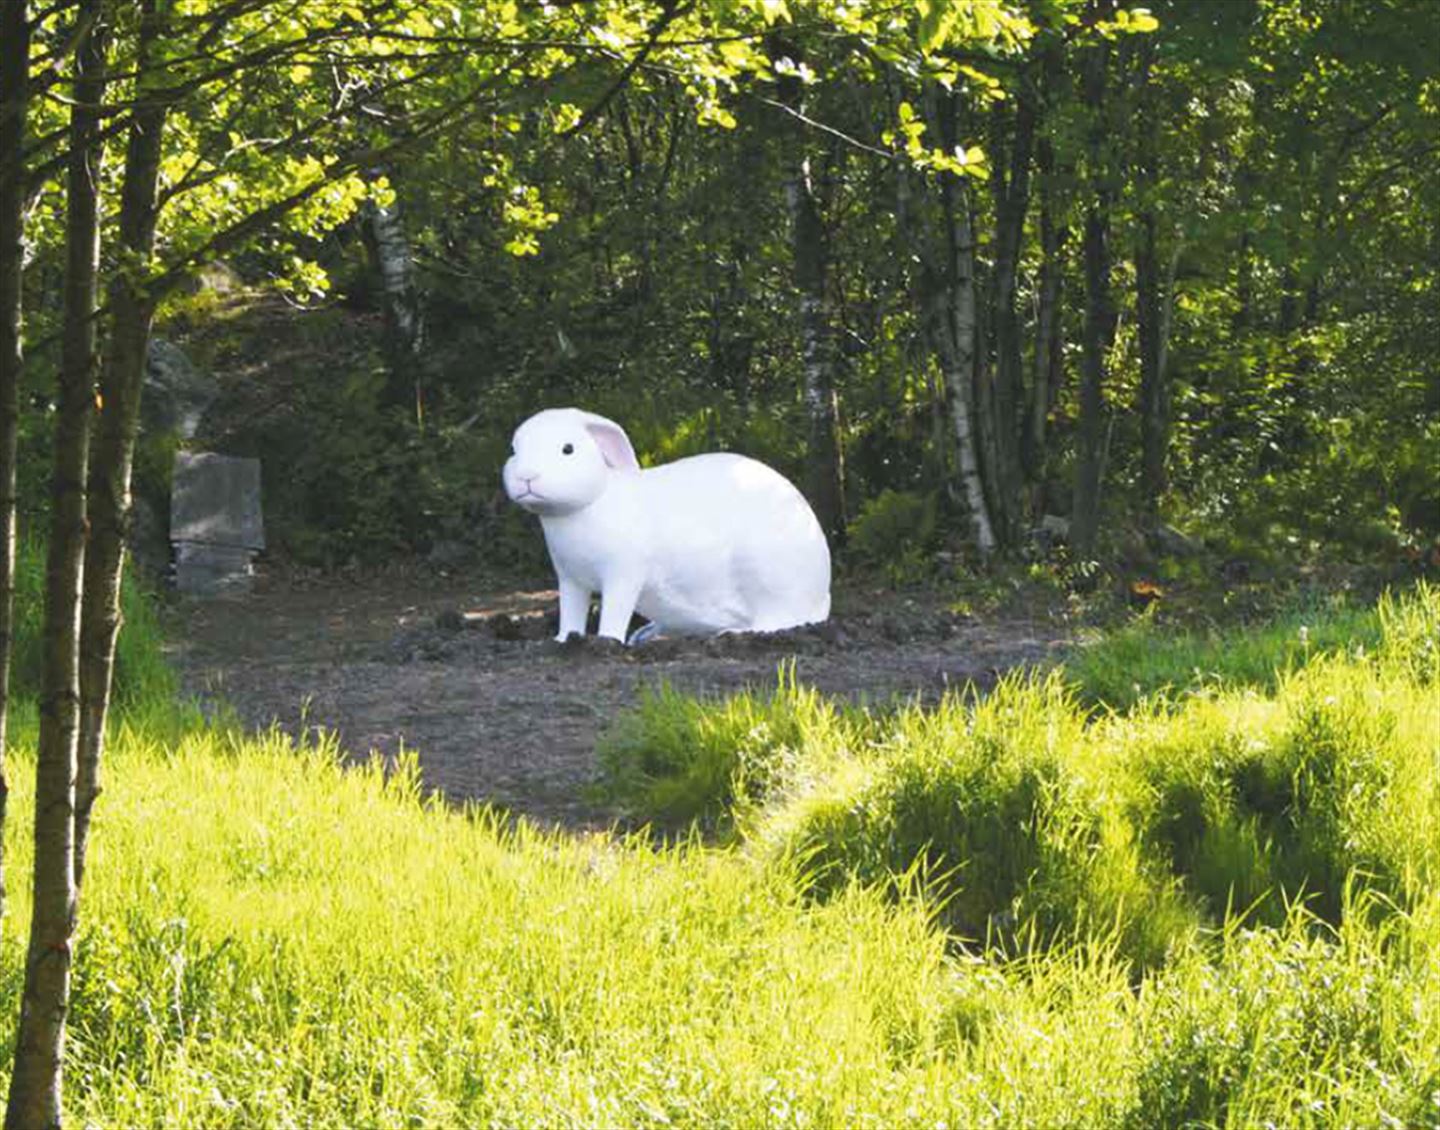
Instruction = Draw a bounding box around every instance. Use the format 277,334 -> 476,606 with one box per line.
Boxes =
169,568 -> 1070,828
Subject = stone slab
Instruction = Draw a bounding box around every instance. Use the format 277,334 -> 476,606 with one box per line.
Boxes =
174,540 -> 256,596
171,452 -> 264,549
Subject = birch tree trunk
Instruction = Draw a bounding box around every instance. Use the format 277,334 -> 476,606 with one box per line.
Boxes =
0,0 -> 30,925
75,0 -> 167,893
939,183 -> 997,556
786,154 -> 845,539
895,89 -> 996,556
6,6 -> 106,1125
777,45 -> 845,540
362,179 -> 427,424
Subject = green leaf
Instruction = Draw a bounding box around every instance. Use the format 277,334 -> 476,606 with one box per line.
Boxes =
758,0 -> 789,26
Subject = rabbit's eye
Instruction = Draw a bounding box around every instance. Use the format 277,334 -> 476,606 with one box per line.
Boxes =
562,443 -> 575,455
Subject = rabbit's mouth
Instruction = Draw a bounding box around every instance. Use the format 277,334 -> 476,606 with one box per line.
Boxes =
510,487 -> 551,512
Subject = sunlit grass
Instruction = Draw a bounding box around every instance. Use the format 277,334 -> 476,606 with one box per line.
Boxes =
1064,592 -> 1383,711
0,585 -> 1431,1124
10,708 -> 1431,1127
4,722 -> 972,1127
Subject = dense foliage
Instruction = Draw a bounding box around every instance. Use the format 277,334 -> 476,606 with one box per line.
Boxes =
9,0 -> 1436,571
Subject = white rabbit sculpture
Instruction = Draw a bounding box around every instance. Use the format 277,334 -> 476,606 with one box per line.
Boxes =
503,408 -> 831,643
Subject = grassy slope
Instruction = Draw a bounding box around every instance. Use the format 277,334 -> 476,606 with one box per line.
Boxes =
0,587 -> 1433,1126
1063,595 -> 1383,712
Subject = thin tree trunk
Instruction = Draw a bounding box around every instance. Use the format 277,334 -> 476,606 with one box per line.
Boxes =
0,0 -> 31,925
1070,19 -> 1115,559
1022,46 -> 1066,499
6,7 -> 106,1126
776,41 -> 844,540
896,89 -> 996,555
362,176 -> 427,424
1134,44 -> 1167,527
1024,129 -> 1065,496
787,158 -> 844,538
940,182 -> 997,555
984,78 -> 1038,545
1136,213 -> 1165,524
75,0 -> 166,893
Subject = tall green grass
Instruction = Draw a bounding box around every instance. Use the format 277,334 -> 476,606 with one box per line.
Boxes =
4,701 -> 1437,1125
602,585 -> 1440,967
9,535 -> 175,708
0,584 -> 1430,1124
1063,592 -> 1385,712
595,668 -> 857,834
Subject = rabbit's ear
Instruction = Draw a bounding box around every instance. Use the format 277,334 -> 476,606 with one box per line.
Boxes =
583,415 -> 640,473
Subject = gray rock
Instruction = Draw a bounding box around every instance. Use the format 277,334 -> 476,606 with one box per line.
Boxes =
144,337 -> 219,440
128,495 -> 170,580
1030,513 -> 1070,552
426,538 -> 475,570
1039,514 -> 1070,538
174,542 -> 256,596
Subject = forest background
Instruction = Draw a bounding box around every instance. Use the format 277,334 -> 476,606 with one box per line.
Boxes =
8,0 -> 1438,580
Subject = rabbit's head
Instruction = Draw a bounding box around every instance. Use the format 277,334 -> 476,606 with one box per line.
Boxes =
503,408 -> 639,516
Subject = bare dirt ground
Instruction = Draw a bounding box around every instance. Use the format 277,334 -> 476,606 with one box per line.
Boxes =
167,568 -> 1071,828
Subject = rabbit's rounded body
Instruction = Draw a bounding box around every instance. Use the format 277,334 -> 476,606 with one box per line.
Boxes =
543,453 -> 830,636
503,409 -> 831,642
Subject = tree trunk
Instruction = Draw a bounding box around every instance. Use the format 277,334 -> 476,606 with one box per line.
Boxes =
75,0 -> 167,894
896,89 -> 997,555
984,78 -> 1038,545
777,45 -> 845,540
940,182 -> 997,556
6,7 -> 106,1126
1022,46 -> 1066,501
787,160 -> 845,539
362,177 -> 427,425
0,0 -> 31,926
1136,214 -> 1167,526
1134,43 -> 1168,527
1070,22 -> 1115,559
1023,128 -> 1065,502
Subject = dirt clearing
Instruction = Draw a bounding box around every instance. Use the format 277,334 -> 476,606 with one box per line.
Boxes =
168,569 -> 1070,827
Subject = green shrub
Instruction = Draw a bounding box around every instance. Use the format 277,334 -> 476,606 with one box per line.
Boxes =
606,589 -> 1440,973
1127,891 -> 1440,1128
846,489 -> 939,582
1121,590 -> 1440,926
1377,580 -> 1440,683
